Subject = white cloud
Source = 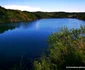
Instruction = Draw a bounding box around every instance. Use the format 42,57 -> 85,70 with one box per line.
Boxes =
3,5 -> 42,12
2,5 -> 85,12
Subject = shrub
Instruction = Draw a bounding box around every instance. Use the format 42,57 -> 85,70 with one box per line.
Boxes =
34,26 -> 85,70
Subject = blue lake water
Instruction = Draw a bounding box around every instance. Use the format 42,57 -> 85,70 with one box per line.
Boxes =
0,18 -> 85,68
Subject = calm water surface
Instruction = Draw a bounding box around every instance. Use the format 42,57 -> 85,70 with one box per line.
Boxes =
0,18 -> 85,68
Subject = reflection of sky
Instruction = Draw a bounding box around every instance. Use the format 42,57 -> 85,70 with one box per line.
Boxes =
0,18 -> 85,66
0,18 -> 85,43
35,21 -> 39,30
1,18 -> 85,39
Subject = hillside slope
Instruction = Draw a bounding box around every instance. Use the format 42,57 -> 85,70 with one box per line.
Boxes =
0,6 -> 85,23
0,6 -> 36,23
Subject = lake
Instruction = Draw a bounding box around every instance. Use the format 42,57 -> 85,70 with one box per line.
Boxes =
0,18 -> 85,68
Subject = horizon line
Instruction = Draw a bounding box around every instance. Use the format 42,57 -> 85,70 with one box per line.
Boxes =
1,5 -> 85,13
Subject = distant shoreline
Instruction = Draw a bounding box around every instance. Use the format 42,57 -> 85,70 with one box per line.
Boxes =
0,6 -> 85,24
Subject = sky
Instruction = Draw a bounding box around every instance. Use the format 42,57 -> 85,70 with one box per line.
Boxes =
0,0 -> 85,12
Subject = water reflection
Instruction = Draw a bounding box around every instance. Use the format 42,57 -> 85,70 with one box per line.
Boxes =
0,24 -> 15,34
0,18 -> 85,69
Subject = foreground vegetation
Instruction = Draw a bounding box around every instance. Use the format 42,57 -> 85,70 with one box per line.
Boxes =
0,6 -> 85,23
34,26 -> 85,70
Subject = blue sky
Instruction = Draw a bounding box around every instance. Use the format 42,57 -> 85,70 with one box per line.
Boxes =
0,0 -> 85,12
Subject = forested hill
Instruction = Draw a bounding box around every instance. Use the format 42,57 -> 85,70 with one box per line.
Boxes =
0,6 -> 85,23
0,6 -> 37,23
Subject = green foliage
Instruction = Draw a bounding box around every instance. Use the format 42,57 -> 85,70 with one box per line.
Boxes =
0,6 -> 85,24
34,56 -> 57,70
0,6 -> 35,23
34,26 -> 85,70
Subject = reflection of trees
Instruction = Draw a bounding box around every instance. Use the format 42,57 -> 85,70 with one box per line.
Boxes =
0,24 -> 16,34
